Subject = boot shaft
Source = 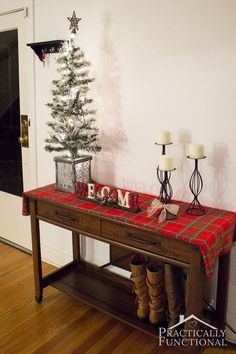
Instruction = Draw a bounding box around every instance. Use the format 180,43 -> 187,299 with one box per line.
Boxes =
130,255 -> 168,324
146,262 -> 165,286
130,254 -> 148,277
130,254 -> 149,320
165,264 -> 185,326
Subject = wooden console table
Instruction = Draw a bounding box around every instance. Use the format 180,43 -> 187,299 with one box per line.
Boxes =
23,184 -> 236,337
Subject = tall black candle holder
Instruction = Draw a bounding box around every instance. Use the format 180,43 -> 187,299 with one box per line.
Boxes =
186,156 -> 206,216
155,142 -> 172,156
155,142 -> 176,220
155,142 -> 172,182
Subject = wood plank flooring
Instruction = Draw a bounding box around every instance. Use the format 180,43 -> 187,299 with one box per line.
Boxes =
0,242 -> 235,354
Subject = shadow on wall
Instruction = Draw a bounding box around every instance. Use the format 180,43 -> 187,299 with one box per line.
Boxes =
209,143 -> 229,208
176,129 -> 192,201
84,12 -> 128,266
94,11 -> 128,185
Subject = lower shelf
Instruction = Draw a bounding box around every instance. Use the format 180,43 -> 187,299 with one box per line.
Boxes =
50,262 -> 165,337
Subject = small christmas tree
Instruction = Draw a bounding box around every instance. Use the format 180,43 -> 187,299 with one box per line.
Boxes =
45,13 -> 101,159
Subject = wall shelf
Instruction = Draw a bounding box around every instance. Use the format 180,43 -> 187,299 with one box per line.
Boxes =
27,40 -> 65,61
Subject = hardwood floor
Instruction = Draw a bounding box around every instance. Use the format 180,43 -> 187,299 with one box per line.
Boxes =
0,242 -> 235,354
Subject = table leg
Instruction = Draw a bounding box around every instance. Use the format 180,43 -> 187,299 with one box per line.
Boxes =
185,251 -> 205,324
30,200 -> 43,303
72,231 -> 80,262
216,253 -> 231,330
181,252 -> 204,353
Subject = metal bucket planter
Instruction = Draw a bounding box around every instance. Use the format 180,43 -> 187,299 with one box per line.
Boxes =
54,155 -> 92,193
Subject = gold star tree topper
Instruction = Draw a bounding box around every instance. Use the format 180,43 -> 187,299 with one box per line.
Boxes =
67,11 -> 81,34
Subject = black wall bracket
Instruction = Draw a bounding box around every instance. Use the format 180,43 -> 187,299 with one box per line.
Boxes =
27,40 -> 65,61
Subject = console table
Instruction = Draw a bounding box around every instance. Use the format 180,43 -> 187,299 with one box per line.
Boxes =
23,184 -> 236,337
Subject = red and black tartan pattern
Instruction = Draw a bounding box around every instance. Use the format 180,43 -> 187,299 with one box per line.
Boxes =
23,184 -> 236,277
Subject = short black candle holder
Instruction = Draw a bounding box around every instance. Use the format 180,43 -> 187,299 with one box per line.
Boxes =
186,156 -> 206,216
157,168 -> 177,220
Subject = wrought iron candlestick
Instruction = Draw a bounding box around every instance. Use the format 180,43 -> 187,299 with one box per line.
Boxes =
155,142 -> 172,156
155,142 -> 176,220
186,156 -> 206,216
158,169 -> 173,203
157,167 -> 176,220
155,142 -> 172,182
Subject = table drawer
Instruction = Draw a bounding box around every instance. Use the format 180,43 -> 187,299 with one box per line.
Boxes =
37,201 -> 101,235
102,219 -> 193,264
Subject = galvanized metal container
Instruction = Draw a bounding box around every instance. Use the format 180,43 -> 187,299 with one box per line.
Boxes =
54,155 -> 92,193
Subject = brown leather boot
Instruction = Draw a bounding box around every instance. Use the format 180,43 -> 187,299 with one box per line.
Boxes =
165,264 -> 185,327
130,254 -> 149,320
146,262 -> 166,325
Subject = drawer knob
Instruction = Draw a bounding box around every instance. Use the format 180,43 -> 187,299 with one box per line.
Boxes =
55,211 -> 79,223
128,233 -> 161,246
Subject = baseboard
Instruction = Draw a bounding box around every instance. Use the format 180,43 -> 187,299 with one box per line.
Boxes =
0,236 -> 31,255
40,244 -> 73,267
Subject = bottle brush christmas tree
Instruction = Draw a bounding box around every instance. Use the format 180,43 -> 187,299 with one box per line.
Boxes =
45,14 -> 101,158
45,12 -> 101,193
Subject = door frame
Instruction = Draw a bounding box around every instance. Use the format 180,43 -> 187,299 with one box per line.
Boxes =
0,3 -> 37,190
0,3 -> 37,250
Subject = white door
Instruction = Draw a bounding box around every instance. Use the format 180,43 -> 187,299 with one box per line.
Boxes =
0,7 -> 36,250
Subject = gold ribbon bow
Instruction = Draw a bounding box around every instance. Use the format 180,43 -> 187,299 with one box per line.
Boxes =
147,199 -> 179,223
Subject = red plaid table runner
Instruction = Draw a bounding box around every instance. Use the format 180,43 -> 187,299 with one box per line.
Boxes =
23,184 -> 236,277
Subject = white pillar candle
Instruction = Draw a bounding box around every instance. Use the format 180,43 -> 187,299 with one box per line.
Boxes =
159,155 -> 175,171
188,144 -> 205,159
156,130 -> 171,145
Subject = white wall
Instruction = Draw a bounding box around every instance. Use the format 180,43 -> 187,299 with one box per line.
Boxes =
34,0 -> 236,209
33,0 -> 236,336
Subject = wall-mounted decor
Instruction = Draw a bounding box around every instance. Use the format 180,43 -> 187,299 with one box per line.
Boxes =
27,40 -> 65,61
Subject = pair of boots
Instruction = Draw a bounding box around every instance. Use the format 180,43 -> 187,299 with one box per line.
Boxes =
130,254 -> 166,325
130,255 -> 185,327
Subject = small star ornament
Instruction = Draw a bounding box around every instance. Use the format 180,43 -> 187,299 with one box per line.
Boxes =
67,11 -> 81,34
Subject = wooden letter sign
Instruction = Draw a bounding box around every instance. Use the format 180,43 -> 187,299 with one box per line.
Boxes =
77,182 -> 140,212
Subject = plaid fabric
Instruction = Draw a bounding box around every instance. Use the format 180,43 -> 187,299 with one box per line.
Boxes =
23,184 -> 236,277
